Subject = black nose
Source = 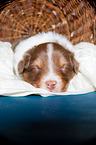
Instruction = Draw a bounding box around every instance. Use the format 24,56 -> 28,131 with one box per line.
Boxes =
46,80 -> 57,91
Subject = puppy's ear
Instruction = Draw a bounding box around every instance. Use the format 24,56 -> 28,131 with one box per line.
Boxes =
18,54 -> 31,74
69,52 -> 79,74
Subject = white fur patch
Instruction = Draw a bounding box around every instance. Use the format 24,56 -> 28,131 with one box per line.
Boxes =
14,31 -> 74,77
47,43 -> 54,74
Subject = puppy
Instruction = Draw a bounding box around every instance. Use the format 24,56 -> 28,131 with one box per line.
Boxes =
14,32 -> 79,93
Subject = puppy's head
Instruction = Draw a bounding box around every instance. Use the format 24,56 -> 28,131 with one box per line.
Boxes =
18,43 -> 79,93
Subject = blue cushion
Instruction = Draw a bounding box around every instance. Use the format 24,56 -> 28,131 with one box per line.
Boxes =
0,92 -> 96,144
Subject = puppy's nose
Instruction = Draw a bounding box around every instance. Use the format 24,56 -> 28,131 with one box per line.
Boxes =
46,80 -> 57,91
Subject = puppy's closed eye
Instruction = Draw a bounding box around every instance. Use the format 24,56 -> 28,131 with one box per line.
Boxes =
32,65 -> 40,70
59,57 -> 68,71
30,65 -> 41,74
32,58 -> 43,69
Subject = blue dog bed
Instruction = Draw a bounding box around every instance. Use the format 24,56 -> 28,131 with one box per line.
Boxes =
0,92 -> 96,145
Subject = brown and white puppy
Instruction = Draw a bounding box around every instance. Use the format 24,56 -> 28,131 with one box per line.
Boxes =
14,32 -> 79,93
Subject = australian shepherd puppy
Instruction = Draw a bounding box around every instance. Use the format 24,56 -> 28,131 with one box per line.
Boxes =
13,32 -> 79,93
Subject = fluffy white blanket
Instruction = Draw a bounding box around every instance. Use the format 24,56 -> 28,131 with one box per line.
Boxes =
0,36 -> 96,97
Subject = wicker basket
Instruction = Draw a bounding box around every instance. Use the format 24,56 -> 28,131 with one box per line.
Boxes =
0,0 -> 96,45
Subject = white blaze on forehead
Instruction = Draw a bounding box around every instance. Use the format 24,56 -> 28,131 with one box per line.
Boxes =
47,43 -> 54,74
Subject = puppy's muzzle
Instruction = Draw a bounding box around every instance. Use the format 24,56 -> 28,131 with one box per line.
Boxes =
45,80 -> 57,91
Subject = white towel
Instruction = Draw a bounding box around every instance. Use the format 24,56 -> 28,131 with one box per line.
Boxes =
0,40 -> 96,97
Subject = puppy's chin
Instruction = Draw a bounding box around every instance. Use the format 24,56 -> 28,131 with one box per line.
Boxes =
34,85 -> 63,93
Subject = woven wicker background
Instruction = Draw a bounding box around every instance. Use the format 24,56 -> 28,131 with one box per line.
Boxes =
0,0 -> 96,45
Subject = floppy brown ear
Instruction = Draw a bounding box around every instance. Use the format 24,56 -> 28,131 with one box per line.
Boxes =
18,54 -> 31,74
69,52 -> 79,74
